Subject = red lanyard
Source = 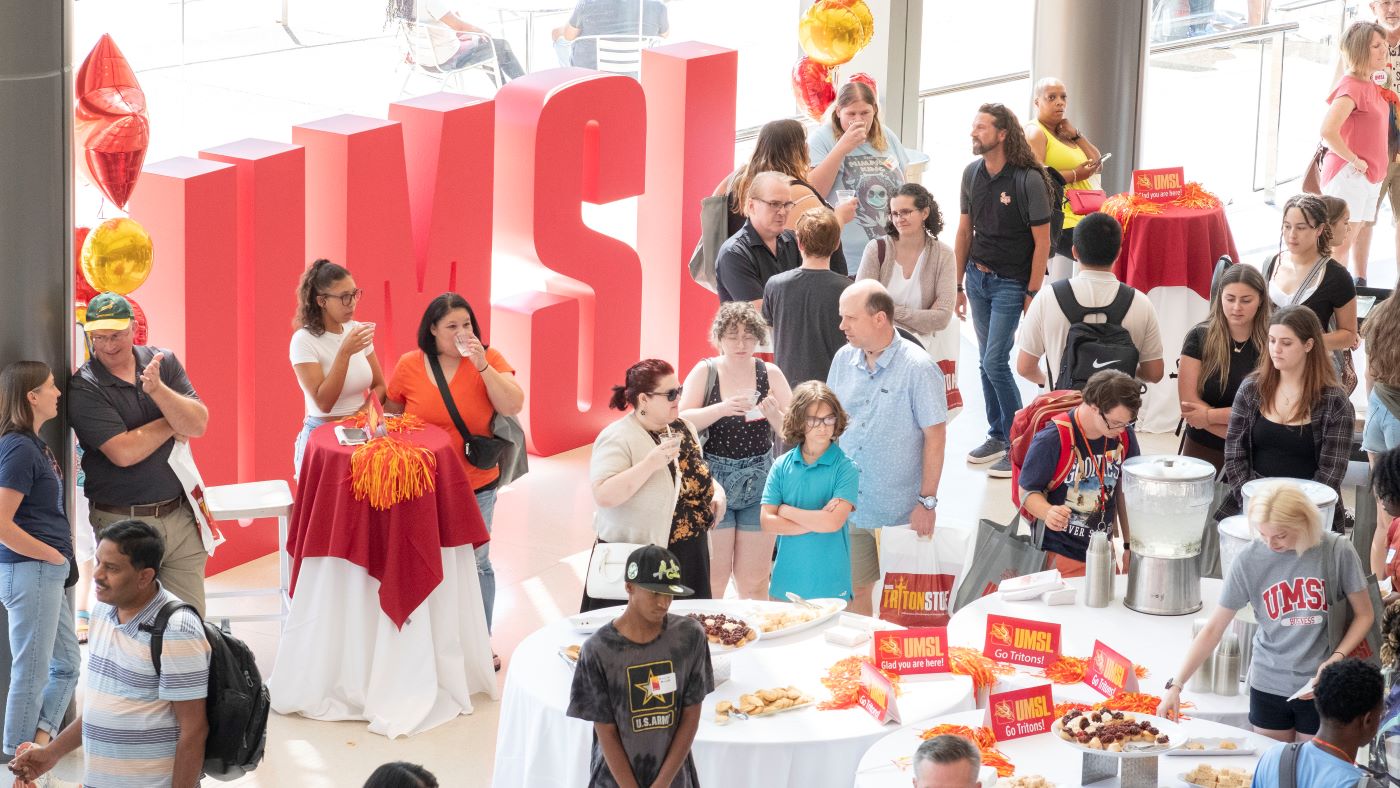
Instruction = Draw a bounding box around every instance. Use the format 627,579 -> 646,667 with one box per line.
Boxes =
1070,409 -> 1117,509
1311,738 -> 1353,765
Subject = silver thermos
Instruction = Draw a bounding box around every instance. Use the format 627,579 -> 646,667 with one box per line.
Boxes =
1212,632 -> 1241,696
1085,531 -> 1113,608
1186,618 -> 1214,693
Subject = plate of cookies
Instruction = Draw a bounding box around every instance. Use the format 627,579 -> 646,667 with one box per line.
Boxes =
685,612 -> 761,653
1180,765 -> 1251,787
1051,709 -> 1183,757
1165,737 -> 1254,756
712,686 -> 814,724
747,599 -> 847,639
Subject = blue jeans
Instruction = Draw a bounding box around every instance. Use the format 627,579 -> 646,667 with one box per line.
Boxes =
964,264 -> 1025,442
0,560 -> 78,755
293,415 -> 329,479
475,487 -> 497,633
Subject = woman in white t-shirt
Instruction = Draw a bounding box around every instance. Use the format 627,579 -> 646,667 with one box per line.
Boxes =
289,259 -> 385,476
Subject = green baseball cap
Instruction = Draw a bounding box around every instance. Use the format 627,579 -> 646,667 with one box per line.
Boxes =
84,292 -> 133,333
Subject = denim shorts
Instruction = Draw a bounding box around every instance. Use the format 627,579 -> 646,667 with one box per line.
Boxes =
1363,391 -> 1400,454
715,501 -> 762,532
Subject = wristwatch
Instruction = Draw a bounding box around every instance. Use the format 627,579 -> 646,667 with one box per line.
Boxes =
1025,289 -> 1039,298
1164,678 -> 1177,691
917,494 -> 938,511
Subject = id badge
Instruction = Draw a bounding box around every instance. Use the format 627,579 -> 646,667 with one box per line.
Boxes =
650,672 -> 677,695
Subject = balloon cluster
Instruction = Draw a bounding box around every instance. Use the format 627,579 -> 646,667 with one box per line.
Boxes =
74,34 -> 153,345
792,0 -> 877,120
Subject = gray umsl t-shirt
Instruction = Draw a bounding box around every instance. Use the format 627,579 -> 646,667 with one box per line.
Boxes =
1218,534 -> 1366,696
567,614 -> 714,788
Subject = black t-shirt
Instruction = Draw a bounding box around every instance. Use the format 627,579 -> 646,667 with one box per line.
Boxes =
1180,323 -> 1262,452
762,267 -> 852,386
567,614 -> 714,788
567,0 -> 669,69
68,346 -> 200,506
1251,416 -> 1318,480
715,222 -> 805,303
702,359 -> 772,460
1266,257 -> 1356,331
1016,416 -> 1140,562
959,160 -> 1051,283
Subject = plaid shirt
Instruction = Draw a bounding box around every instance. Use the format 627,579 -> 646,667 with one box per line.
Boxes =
1215,376 -> 1354,531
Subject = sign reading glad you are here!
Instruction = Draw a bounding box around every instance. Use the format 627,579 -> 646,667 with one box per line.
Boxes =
873,627 -> 950,677
1131,166 -> 1184,202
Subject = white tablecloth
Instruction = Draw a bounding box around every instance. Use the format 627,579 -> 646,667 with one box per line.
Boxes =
1140,286 -> 1210,433
855,708 -> 1274,787
267,546 -> 499,738
948,576 -> 1251,728
492,600 -> 977,787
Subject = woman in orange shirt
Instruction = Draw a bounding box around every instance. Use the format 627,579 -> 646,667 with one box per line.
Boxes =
386,293 -> 523,666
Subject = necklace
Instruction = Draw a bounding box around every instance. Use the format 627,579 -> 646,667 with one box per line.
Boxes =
1231,339 -> 1248,354
1311,737 -> 1353,764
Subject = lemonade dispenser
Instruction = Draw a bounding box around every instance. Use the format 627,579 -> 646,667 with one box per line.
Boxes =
1120,455 -> 1216,615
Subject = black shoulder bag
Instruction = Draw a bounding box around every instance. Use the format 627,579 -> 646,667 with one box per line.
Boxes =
427,354 -> 512,470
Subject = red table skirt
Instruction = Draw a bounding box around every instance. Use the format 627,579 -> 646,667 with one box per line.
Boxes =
1112,202 -> 1239,300
288,422 -> 489,628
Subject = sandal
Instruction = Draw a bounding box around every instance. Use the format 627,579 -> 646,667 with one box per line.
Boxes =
75,610 -> 90,645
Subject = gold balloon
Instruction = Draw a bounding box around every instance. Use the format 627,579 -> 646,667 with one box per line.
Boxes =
847,0 -> 875,48
80,217 -> 153,295
799,3 -> 865,67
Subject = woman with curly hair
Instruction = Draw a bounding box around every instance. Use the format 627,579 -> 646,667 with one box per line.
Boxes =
854,183 -> 958,351
760,381 -> 860,602
1265,194 -> 1358,353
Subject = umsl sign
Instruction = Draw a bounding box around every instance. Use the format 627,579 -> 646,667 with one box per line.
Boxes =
1132,166 -> 1184,202
982,614 -> 1060,669
985,683 -> 1054,741
873,627 -> 951,677
1085,639 -> 1139,698
125,45 -> 738,572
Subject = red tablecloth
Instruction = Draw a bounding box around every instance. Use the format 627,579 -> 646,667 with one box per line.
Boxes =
288,423 -> 488,628
1112,202 -> 1239,300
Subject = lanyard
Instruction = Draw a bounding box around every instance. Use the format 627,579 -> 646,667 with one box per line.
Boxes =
1069,409 -> 1116,511
1311,738 -> 1353,765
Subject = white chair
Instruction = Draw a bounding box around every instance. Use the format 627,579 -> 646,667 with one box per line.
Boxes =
396,19 -> 502,95
202,480 -> 294,631
572,34 -> 659,76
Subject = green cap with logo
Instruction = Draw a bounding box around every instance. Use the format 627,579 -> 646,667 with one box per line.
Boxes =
84,292 -> 134,333
625,545 -> 694,596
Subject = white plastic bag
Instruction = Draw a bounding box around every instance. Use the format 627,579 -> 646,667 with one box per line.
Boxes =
877,525 -> 973,627
166,440 -> 226,556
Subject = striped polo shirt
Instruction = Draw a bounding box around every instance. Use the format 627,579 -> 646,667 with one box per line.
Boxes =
83,584 -> 210,787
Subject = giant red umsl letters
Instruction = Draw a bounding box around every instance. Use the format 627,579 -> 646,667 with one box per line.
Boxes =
125,45 -> 739,570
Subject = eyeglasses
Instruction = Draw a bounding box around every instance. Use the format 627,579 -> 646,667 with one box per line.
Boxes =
752,199 -> 796,213
890,209 -> 920,219
648,387 -> 683,402
1098,408 -> 1136,432
88,329 -> 131,346
319,289 -> 363,307
721,333 -> 759,345
805,415 -> 838,428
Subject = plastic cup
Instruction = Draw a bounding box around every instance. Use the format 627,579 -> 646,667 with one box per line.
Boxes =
453,331 -> 472,357
835,189 -> 857,204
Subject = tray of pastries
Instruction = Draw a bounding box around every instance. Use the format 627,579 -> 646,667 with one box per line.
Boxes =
1051,709 -> 1183,757
713,686 -> 814,724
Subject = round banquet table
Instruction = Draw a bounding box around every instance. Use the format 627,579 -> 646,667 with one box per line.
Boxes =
491,599 -> 977,787
947,576 -> 1251,728
855,708 -> 1275,787
1110,202 -> 1239,433
267,422 -> 497,738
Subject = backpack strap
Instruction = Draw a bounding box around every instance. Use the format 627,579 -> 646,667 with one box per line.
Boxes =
1102,283 -> 1136,326
877,238 -> 886,265
1047,414 -> 1078,492
1278,740 -> 1304,788
139,599 -> 202,679
1051,279 -> 1090,324
1014,167 -> 1032,228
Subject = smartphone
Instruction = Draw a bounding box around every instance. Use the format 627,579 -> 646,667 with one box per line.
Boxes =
335,426 -> 369,446
1098,152 -> 1113,164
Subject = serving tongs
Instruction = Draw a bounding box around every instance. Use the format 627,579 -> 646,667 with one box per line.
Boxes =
785,592 -> 821,610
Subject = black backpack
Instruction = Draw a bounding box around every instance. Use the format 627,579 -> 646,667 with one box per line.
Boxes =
960,162 -> 1065,250
1051,279 -> 1139,390
144,601 -> 270,781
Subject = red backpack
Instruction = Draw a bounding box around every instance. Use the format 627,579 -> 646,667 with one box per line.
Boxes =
1008,390 -> 1081,520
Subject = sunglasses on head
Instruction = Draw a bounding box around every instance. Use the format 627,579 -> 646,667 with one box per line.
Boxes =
649,387 -> 683,402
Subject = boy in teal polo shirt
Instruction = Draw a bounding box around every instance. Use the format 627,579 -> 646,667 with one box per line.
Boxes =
761,381 -> 861,600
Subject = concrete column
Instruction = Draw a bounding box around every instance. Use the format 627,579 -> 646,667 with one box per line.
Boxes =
0,0 -> 75,741
1031,0 -> 1149,194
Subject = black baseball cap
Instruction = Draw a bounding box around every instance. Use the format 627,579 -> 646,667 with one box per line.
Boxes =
625,545 -> 693,596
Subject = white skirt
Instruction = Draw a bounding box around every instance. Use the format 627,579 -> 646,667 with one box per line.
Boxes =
1322,166 -> 1383,221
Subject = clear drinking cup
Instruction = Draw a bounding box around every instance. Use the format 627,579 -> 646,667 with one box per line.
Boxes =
835,189 -> 857,205
453,330 -> 472,357
736,388 -> 763,422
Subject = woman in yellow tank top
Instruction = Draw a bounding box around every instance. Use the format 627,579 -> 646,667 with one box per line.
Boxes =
1027,77 -> 1104,281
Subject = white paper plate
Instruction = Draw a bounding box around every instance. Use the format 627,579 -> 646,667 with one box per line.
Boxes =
1164,737 -> 1255,756
744,598 -> 847,639
567,609 -> 621,635
1050,712 -> 1186,758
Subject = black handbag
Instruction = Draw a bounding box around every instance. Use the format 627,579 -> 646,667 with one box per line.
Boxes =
427,354 -> 513,471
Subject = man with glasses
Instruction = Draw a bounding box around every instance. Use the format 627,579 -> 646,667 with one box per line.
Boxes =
67,292 -> 211,615
1017,369 -> 1141,577
826,280 -> 947,616
716,171 -> 847,307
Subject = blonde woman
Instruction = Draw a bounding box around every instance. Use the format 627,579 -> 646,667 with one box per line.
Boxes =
760,382 -> 859,602
1160,483 -> 1372,742
679,303 -> 791,599
807,81 -> 912,266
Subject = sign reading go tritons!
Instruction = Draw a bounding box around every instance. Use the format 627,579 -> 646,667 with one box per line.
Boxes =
1085,639 -> 1139,698
872,627 -> 950,677
856,660 -> 902,725
985,683 -> 1055,741
982,614 -> 1061,669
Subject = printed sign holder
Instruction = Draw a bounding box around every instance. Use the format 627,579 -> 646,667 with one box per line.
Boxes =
1080,751 -> 1160,788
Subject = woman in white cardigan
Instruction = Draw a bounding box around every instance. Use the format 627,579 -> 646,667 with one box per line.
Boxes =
854,183 -> 958,347
582,359 -> 726,612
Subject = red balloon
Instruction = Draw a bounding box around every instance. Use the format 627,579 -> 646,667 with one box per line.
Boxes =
75,34 -> 149,210
74,226 -> 99,303
848,72 -> 878,94
792,57 -> 836,121
126,294 -> 149,345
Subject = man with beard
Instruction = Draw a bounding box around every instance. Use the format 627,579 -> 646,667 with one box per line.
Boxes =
955,104 -> 1053,478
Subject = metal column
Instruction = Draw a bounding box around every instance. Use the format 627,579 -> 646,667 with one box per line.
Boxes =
0,0 -> 75,742
1031,0 -> 1149,195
